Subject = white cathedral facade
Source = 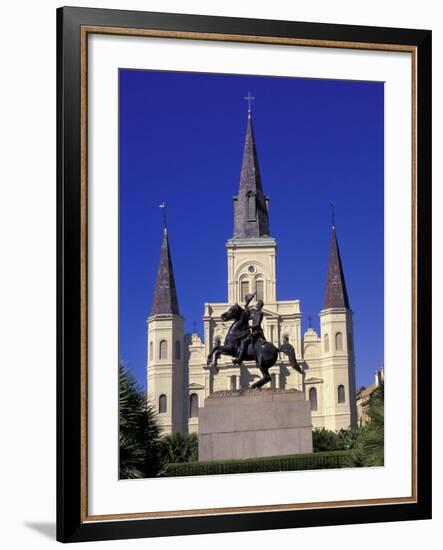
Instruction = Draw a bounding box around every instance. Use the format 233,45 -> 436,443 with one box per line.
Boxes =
147,109 -> 357,436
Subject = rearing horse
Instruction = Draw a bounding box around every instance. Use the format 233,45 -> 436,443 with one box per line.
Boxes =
207,303 -> 304,389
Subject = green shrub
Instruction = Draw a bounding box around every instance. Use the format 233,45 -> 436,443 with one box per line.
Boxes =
312,427 -> 358,452
163,450 -> 352,477
313,428 -> 344,451
159,432 -> 198,465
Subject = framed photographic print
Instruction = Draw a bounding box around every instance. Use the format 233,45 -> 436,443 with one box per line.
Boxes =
57,6 -> 432,543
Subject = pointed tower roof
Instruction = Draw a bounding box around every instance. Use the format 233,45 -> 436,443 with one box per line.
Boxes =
233,110 -> 270,239
150,228 -> 180,316
323,225 -> 350,309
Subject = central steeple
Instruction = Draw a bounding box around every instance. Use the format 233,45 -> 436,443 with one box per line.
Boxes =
226,101 -> 276,305
232,107 -> 270,239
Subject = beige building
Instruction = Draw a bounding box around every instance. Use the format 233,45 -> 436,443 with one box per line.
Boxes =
356,367 -> 384,425
147,109 -> 357,435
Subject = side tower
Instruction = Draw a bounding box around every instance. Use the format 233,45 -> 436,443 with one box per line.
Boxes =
147,224 -> 187,434
317,223 -> 357,430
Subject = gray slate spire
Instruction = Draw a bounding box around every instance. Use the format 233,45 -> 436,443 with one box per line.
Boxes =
324,225 -> 350,309
233,112 -> 270,239
151,228 -> 180,316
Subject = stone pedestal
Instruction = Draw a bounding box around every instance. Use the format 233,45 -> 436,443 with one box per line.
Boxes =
198,389 -> 313,461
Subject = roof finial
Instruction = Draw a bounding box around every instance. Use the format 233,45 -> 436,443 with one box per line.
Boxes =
330,201 -> 335,228
244,91 -> 255,118
159,202 -> 167,232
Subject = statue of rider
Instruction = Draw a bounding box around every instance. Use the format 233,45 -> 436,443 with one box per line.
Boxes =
233,298 -> 266,366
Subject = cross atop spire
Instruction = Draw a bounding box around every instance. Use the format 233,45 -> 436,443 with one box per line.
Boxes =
323,222 -> 350,310
159,202 -> 167,232
244,91 -> 255,117
330,201 -> 335,228
150,223 -> 180,316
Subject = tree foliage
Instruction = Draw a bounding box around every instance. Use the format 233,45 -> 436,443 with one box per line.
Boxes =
119,362 -> 163,478
160,432 -> 198,464
313,427 -> 358,452
347,382 -> 384,467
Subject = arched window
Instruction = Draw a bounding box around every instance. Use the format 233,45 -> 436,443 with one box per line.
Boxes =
189,393 -> 199,418
175,340 -> 181,360
338,385 -> 346,404
159,339 -> 168,360
309,387 -> 318,411
335,332 -> 343,351
247,192 -> 256,220
149,341 -> 153,362
255,279 -> 264,301
159,394 -> 167,414
230,375 -> 237,391
240,279 -> 249,302
324,334 -> 329,352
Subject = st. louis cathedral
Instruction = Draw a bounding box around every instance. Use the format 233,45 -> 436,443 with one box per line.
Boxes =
146,106 -> 358,435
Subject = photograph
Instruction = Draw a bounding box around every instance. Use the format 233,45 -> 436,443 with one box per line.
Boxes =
118,69 -> 385,479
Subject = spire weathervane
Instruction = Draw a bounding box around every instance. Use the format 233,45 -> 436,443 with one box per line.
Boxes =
159,202 -> 167,232
308,315 -> 313,329
244,91 -> 255,117
330,201 -> 335,228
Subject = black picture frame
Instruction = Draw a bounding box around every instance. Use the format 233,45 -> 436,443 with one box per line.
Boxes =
57,6 -> 432,543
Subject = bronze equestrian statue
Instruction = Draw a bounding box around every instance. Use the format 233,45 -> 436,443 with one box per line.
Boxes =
206,295 -> 304,389
234,297 -> 265,366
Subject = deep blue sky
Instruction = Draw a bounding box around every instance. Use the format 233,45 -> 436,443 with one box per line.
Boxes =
119,69 -> 384,391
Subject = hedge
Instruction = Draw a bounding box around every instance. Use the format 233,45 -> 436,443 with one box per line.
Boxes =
163,450 -> 352,477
